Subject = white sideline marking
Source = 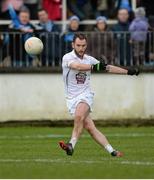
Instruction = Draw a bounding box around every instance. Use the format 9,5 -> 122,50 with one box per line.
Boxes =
121,160 -> 154,166
0,134 -> 70,139
0,158 -> 154,166
0,133 -> 154,139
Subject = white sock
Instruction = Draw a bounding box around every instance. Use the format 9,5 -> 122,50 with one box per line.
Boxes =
69,137 -> 77,149
105,144 -> 115,154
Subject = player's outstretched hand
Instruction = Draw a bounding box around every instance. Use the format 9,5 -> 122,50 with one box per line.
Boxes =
127,67 -> 140,76
93,57 -> 108,72
99,56 -> 107,66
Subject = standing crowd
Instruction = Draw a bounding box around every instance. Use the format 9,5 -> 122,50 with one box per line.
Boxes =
0,0 -> 154,67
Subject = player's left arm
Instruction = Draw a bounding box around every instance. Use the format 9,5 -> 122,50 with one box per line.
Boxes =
106,65 -> 139,75
92,59 -> 139,76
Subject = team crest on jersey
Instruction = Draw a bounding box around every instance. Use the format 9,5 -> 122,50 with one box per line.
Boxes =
76,72 -> 87,84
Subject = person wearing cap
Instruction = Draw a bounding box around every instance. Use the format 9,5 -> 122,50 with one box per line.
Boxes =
87,16 -> 114,64
129,7 -> 149,65
69,15 -> 80,32
95,16 -> 108,32
62,15 -> 81,55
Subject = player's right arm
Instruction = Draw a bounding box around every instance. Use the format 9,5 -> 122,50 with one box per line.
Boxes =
69,62 -> 92,71
62,54 -> 93,71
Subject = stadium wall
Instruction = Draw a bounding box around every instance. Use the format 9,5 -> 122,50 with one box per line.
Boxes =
0,73 -> 154,122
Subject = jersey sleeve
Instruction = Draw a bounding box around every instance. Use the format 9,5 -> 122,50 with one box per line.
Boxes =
62,54 -> 76,68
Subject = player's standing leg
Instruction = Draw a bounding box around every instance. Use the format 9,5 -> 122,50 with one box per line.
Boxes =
59,102 -> 90,155
84,116 -> 123,157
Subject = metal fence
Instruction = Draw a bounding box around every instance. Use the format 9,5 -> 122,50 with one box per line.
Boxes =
0,31 -> 154,70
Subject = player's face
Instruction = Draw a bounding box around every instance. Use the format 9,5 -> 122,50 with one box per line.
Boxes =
38,10 -> 48,23
72,38 -> 87,58
19,12 -> 30,25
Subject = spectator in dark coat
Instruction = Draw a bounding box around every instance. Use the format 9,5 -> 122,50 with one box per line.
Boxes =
37,8 -> 60,66
87,16 -> 115,64
37,9 -> 59,32
115,0 -> 134,22
148,16 -> 154,65
111,8 -> 131,66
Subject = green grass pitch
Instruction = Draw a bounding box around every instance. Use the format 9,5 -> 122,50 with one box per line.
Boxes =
0,126 -> 154,178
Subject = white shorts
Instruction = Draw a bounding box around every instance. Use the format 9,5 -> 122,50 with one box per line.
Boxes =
66,92 -> 94,116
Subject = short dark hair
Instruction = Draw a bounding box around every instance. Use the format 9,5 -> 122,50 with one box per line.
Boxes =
73,33 -> 87,42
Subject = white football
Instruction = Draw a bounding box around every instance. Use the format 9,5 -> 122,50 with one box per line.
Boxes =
24,37 -> 43,55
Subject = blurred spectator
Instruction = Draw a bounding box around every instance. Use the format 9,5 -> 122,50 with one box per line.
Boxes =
95,0 -> 118,18
23,0 -> 40,19
149,16 -> 154,30
0,34 -> 4,66
0,34 -> 3,47
37,9 -> 59,32
115,0 -> 134,21
0,33 -> 10,67
8,5 -> 40,67
138,0 -> 154,17
0,0 -> 24,19
96,0 -> 108,17
94,16 -> 108,32
129,7 -> 149,65
148,16 -> 154,65
37,8 -> 60,66
87,16 -> 114,63
111,8 -> 131,66
62,15 -> 80,55
9,5 -> 34,33
67,0 -> 93,20
116,0 -> 132,12
42,0 -> 62,20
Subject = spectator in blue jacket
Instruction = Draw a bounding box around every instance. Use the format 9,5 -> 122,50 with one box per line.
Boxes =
62,15 -> 80,55
129,7 -> 149,65
8,5 -> 40,67
8,5 -> 35,33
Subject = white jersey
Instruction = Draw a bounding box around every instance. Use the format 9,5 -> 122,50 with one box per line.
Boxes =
62,50 -> 99,99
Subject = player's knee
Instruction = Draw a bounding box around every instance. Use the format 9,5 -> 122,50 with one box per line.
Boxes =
75,115 -> 85,123
84,122 -> 93,133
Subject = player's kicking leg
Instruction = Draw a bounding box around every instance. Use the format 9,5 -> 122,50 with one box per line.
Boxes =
59,102 -> 90,155
84,115 -> 123,157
